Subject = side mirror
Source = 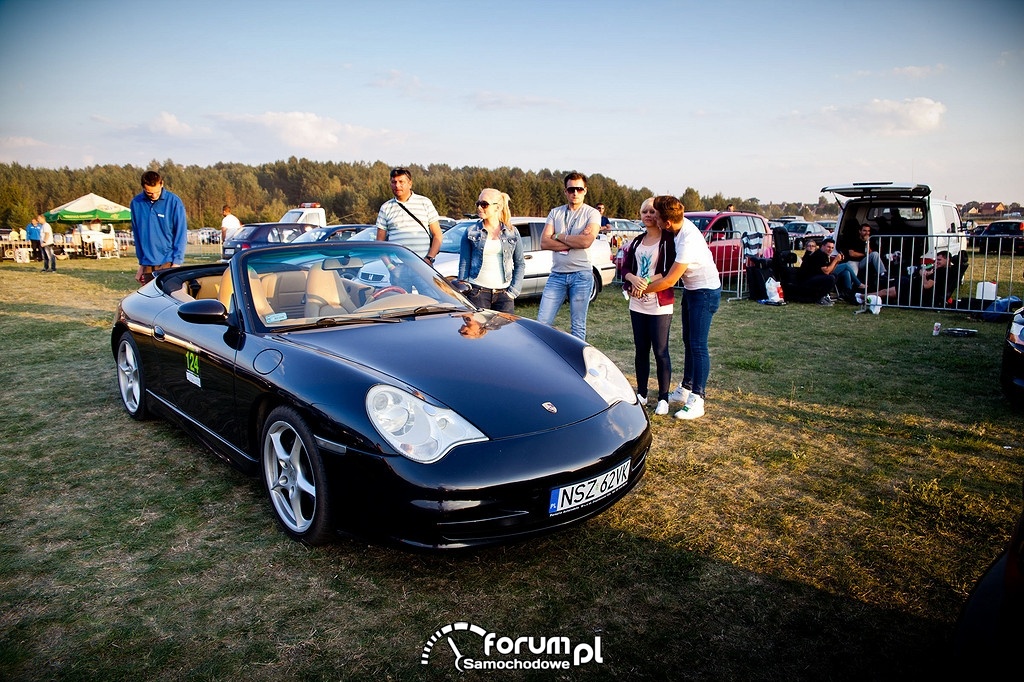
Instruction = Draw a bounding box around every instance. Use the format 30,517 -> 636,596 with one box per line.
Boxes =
178,298 -> 229,324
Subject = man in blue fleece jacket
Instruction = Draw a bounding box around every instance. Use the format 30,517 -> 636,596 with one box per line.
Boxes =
130,170 -> 188,284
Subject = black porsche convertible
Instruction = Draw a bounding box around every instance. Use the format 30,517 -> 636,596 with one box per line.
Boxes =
112,241 -> 650,550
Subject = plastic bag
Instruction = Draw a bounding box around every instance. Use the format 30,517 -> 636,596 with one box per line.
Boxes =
765,277 -> 784,304
982,296 -> 1022,323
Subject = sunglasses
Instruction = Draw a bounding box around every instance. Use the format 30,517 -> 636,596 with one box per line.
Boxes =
565,186 -> 586,193
389,168 -> 411,178
476,201 -> 495,208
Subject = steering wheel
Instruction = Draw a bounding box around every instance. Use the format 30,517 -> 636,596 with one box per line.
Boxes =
370,285 -> 407,300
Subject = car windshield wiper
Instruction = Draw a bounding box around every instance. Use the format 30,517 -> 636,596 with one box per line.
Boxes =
377,303 -> 466,319
279,316 -> 402,331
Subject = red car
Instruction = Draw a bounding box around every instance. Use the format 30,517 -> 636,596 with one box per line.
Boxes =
684,211 -> 772,275
614,211 -> 772,278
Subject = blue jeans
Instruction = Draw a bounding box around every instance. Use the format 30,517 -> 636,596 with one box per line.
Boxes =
833,262 -> 862,293
679,287 -> 721,398
537,271 -> 593,340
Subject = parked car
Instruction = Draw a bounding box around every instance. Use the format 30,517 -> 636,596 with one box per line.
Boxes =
973,220 -> 1024,255
953,479 -> 1024,675
785,221 -> 830,250
682,211 -> 773,276
357,218 -> 617,302
292,224 -> 376,244
111,241 -> 650,549
221,222 -> 313,259
817,220 -> 837,233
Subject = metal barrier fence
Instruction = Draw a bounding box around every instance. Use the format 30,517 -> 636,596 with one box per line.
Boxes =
855,233 -> 1020,314
609,231 -> 1021,313
3,234 -> 225,261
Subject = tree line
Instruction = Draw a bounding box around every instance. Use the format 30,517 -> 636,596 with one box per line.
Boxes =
1,157 -> 843,232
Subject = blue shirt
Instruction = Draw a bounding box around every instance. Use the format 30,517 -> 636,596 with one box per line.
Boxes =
130,189 -> 188,266
26,222 -> 40,241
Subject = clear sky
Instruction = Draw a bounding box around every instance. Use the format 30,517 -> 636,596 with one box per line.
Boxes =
1,0 -> 1021,206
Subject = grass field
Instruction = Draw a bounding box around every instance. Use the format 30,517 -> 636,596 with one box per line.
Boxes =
1,255 -> 1021,681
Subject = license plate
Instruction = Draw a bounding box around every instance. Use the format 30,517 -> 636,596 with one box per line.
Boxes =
223,248 -> 234,257
549,460 -> 631,516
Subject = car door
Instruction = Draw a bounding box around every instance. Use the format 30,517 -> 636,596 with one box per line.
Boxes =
519,221 -> 552,296
706,216 -> 745,275
149,299 -> 240,444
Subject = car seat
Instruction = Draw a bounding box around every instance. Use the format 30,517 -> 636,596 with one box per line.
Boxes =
304,259 -> 373,317
770,226 -> 799,296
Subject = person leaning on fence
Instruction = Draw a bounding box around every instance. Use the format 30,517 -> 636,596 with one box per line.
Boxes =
130,170 -> 188,285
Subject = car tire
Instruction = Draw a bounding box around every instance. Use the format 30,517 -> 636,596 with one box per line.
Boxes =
115,331 -> 148,420
261,406 -> 333,545
589,269 -> 602,302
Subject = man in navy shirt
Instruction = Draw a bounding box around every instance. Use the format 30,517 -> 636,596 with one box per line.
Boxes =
130,171 -> 188,284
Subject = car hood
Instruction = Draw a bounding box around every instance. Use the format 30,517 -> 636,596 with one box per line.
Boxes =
281,313 -> 612,438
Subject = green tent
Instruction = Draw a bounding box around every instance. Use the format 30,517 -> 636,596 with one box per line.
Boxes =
44,193 -> 131,223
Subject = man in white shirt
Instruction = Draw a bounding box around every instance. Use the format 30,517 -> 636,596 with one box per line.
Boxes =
221,205 -> 242,243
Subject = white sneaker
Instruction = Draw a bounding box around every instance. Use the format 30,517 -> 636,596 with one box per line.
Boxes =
655,400 -> 669,415
637,393 -> 648,406
674,394 -> 705,420
668,384 -> 690,404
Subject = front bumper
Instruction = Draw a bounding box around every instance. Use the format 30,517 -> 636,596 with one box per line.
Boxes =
327,400 -> 651,549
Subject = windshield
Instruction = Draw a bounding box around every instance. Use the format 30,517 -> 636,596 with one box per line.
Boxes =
236,242 -> 472,332
439,221 -> 475,253
687,216 -> 713,231
230,225 -> 258,241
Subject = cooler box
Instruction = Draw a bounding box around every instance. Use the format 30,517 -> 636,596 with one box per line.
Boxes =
976,282 -> 997,301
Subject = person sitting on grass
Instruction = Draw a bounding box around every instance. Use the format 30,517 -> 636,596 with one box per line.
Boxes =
866,251 -> 960,307
821,237 -> 864,303
790,239 -> 838,306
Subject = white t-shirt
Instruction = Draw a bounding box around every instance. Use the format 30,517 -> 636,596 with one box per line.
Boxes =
221,213 -> 242,241
673,218 -> 721,291
469,237 -> 508,289
628,240 -> 673,315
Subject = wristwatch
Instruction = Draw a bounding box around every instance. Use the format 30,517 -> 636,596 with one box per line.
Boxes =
425,255 -> 435,263
554,233 -> 561,242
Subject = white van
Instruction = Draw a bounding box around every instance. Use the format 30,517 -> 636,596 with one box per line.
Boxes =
821,182 -> 964,266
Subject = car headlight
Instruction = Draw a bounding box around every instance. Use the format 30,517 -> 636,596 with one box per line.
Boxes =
1010,314 -> 1024,348
583,346 -> 638,407
366,385 -> 487,463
